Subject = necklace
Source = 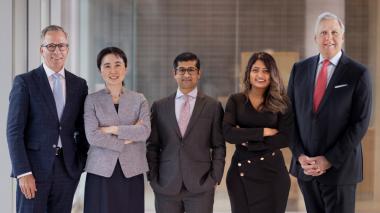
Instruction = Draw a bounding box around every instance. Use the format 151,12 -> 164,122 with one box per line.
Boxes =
105,86 -> 124,103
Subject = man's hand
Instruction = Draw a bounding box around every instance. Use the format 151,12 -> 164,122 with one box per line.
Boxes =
19,174 -> 37,199
308,156 -> 332,174
299,154 -> 330,176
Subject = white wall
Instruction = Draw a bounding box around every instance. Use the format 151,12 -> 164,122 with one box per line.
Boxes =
304,0 -> 345,57
0,0 -> 15,212
1,0 -> 42,212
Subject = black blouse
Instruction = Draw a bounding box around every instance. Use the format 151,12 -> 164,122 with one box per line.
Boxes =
114,104 -> 119,113
223,93 -> 293,158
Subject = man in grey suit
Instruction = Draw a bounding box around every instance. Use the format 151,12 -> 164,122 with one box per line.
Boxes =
147,52 -> 226,213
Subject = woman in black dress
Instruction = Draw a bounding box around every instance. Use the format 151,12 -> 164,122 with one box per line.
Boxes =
223,52 -> 292,213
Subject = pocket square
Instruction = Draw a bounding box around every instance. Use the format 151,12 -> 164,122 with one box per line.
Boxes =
334,84 -> 348,88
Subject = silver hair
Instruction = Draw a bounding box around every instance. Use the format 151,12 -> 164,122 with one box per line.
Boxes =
40,25 -> 68,44
314,12 -> 345,36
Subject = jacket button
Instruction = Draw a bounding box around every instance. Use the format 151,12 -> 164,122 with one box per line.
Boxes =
240,172 -> 244,177
237,163 -> 242,167
260,157 -> 264,161
52,144 -> 57,148
272,152 -> 275,156
247,160 -> 251,164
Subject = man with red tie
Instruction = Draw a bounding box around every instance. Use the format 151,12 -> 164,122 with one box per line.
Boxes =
288,12 -> 372,213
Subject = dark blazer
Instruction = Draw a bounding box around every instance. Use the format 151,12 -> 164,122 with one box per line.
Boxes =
288,53 -> 372,184
147,92 -> 226,195
6,65 -> 88,181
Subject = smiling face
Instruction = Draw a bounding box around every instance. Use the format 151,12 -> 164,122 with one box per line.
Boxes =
173,60 -> 201,94
249,59 -> 271,91
315,19 -> 344,59
40,30 -> 69,72
100,53 -> 127,86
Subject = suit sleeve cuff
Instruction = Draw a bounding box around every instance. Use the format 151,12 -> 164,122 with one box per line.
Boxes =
17,172 -> 32,179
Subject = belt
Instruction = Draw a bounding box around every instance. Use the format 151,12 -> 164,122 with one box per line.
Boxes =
55,147 -> 63,157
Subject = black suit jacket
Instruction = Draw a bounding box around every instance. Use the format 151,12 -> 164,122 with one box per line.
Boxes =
288,53 -> 372,184
147,92 -> 226,195
6,65 -> 88,181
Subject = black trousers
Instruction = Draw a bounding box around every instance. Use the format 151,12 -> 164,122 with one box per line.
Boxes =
16,156 -> 79,213
154,185 -> 215,213
298,179 -> 357,213
227,150 -> 290,213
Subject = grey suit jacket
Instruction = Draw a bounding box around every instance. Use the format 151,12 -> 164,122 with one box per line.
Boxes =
84,88 -> 151,178
147,92 -> 226,195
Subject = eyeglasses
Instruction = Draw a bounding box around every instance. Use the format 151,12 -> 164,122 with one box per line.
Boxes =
175,67 -> 199,75
41,43 -> 69,52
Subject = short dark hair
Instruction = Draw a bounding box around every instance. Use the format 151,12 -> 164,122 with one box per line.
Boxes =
96,47 -> 128,70
40,25 -> 68,44
173,52 -> 200,70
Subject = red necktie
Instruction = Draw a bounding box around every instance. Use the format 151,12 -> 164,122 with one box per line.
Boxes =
313,59 -> 330,112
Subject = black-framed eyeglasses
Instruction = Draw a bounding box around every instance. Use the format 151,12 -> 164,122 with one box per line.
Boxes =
41,43 -> 69,52
175,67 -> 199,75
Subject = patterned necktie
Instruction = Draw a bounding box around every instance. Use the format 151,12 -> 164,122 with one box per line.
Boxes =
52,73 -> 64,120
313,59 -> 330,112
179,95 -> 191,136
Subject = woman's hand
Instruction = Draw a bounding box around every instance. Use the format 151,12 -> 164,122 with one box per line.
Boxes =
135,120 -> 143,125
100,120 -> 141,139
124,140 -> 134,144
263,128 -> 278,137
100,126 -> 118,135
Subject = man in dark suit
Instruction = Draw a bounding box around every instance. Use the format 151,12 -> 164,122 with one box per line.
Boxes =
147,52 -> 226,213
288,12 -> 372,213
6,25 -> 88,213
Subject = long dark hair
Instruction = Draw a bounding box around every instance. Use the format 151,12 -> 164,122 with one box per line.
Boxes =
243,52 -> 289,114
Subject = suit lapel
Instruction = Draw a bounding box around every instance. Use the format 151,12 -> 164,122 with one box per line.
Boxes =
60,70 -> 74,124
315,54 -> 348,114
183,92 -> 207,138
166,93 -> 182,138
308,56 -> 319,111
34,65 -> 59,121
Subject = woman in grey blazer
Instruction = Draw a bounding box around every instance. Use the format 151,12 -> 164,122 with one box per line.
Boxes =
83,47 -> 151,213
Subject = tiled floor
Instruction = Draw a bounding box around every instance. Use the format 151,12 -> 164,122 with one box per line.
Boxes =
144,186 -> 380,213
72,174 -> 380,213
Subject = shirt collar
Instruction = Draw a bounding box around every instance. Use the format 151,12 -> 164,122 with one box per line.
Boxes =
318,50 -> 342,66
43,63 -> 65,78
176,87 -> 198,99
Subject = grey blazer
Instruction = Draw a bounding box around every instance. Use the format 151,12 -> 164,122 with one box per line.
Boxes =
84,88 -> 151,178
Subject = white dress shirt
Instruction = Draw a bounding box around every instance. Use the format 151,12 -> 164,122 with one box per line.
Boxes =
18,64 -> 67,179
43,63 -> 66,102
175,88 -> 197,123
315,50 -> 343,87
